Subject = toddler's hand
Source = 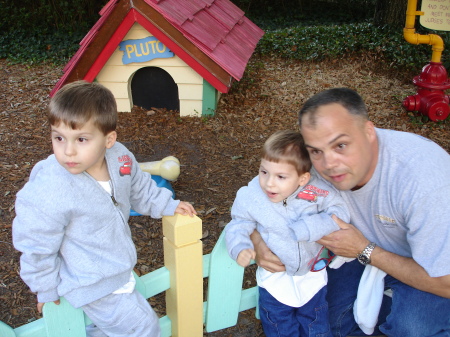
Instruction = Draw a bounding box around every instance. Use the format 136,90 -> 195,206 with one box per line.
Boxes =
37,299 -> 60,313
175,201 -> 197,217
237,248 -> 256,267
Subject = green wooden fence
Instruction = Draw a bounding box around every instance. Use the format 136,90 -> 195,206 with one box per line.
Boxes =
0,218 -> 259,336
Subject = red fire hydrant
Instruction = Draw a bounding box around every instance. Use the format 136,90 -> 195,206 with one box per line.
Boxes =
403,62 -> 450,121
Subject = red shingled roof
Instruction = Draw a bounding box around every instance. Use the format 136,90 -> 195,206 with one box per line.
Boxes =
51,0 -> 264,96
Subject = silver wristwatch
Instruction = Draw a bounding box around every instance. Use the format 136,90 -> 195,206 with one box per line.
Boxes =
357,242 -> 376,265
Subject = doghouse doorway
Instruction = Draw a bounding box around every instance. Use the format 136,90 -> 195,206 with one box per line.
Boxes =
131,67 -> 180,111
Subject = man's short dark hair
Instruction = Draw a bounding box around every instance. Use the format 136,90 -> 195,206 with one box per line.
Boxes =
299,88 -> 368,128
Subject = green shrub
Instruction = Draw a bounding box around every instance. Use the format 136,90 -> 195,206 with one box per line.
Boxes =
256,22 -> 448,72
238,0 -> 376,28
0,0 -> 102,33
0,0 -> 101,64
0,28 -> 87,65
1,0 -> 449,72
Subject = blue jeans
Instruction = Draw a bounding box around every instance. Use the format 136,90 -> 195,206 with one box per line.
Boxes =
327,259 -> 450,337
259,285 -> 331,337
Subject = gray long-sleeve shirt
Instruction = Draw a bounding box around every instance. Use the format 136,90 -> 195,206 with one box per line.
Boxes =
13,142 -> 179,308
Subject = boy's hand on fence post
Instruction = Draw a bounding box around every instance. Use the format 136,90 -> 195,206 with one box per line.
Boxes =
175,201 -> 197,217
37,299 -> 60,313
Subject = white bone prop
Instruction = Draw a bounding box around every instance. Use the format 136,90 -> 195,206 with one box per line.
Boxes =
139,156 -> 181,181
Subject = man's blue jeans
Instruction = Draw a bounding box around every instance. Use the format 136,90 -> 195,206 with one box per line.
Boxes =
327,259 -> 450,337
259,285 -> 331,337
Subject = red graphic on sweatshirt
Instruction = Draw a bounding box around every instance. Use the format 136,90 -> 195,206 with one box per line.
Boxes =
118,155 -> 132,176
118,155 -> 132,162
296,184 -> 329,203
297,189 -> 318,202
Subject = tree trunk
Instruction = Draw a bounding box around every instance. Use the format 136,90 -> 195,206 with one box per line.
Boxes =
374,0 -> 409,28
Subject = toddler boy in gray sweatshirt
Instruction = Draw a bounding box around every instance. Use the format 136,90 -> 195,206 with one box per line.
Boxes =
13,81 -> 196,337
225,130 -> 350,337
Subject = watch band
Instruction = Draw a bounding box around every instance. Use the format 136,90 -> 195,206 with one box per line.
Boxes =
357,242 -> 376,265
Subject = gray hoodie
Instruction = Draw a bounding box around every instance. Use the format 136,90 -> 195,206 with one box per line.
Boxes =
225,172 -> 350,276
13,142 -> 179,308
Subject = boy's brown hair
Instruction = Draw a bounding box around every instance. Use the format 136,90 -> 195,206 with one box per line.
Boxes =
262,130 -> 312,175
48,81 -> 117,135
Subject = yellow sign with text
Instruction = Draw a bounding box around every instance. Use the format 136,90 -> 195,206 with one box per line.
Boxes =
420,0 -> 450,31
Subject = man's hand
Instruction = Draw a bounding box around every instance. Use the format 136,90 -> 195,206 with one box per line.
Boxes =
317,215 -> 369,258
250,230 -> 286,273
37,299 -> 60,313
323,216 -> 450,298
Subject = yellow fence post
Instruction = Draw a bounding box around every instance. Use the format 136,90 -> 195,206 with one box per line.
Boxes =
163,214 -> 203,337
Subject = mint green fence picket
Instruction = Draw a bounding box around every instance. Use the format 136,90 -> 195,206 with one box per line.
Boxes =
203,230 -> 259,333
0,268 -> 172,337
0,227 -> 259,336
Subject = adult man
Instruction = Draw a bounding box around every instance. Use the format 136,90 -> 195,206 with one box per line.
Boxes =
252,88 -> 450,336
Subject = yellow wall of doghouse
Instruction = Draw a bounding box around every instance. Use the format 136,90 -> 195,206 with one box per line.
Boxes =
95,23 -> 204,116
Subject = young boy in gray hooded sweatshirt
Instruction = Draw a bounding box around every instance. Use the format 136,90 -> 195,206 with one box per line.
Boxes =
225,130 -> 350,337
13,81 -> 196,337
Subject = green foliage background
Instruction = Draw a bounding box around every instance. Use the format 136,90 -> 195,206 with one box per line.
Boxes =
0,0 -> 449,72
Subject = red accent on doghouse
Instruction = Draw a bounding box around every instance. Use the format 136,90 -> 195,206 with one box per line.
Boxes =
51,0 -> 264,97
83,9 -> 231,92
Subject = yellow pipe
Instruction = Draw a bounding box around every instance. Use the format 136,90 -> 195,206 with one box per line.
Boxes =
403,0 -> 444,63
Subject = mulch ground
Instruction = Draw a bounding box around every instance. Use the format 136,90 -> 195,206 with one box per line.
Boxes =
1,54 -> 449,336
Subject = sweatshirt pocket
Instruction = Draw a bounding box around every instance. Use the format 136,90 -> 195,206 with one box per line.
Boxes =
61,215 -> 136,287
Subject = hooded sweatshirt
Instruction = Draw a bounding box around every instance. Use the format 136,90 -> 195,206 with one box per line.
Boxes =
13,142 -> 179,308
226,172 -> 350,276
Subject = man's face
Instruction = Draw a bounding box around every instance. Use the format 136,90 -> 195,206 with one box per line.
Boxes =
300,103 -> 378,191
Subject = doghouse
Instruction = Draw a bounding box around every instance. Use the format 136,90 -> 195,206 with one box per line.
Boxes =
51,0 -> 264,116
